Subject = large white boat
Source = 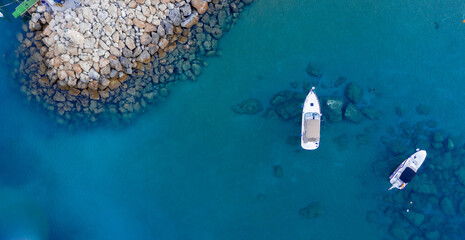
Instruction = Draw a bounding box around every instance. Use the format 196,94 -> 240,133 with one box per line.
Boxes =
389,149 -> 427,190
301,87 -> 321,150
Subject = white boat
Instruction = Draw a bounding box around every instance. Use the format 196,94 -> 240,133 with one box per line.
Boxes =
389,149 -> 427,190
301,87 -> 321,150
0,12 -> 3,18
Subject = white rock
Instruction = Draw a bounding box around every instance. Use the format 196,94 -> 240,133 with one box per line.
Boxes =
79,61 -> 92,72
84,38 -> 96,49
108,4 -> 118,18
79,22 -> 91,33
88,68 -> 100,80
125,37 -> 136,50
66,30 -> 85,47
103,25 -> 115,36
81,7 -> 94,22
97,10 -> 109,21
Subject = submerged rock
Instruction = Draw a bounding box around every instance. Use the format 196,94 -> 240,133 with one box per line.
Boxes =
231,98 -> 263,115
343,103 -> 363,123
305,62 -> 322,78
299,202 -> 325,219
269,91 -> 305,122
416,104 -> 430,115
385,138 -> 409,156
345,82 -> 363,103
389,224 -> 411,240
361,107 -> 381,120
273,165 -> 283,178
401,210 -> 425,227
334,76 -> 347,88
321,97 -> 344,122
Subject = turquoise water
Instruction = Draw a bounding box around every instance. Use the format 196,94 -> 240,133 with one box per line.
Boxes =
1,0 -> 465,239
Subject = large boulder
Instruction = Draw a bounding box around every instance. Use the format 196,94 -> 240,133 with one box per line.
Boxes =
321,97 -> 344,122
343,103 -> 363,123
305,62 -> 322,78
345,82 -> 363,103
270,91 -> 305,121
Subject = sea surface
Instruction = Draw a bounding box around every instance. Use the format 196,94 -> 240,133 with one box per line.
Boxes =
1,0 -> 465,239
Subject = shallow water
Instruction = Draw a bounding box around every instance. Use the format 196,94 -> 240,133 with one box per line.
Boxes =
1,0 -> 465,239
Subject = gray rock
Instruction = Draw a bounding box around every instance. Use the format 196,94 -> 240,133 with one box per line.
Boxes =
119,57 -> 131,69
53,92 -> 66,102
162,21 -> 174,35
231,98 -> 263,115
180,4 -> 192,16
140,33 -> 152,45
122,48 -> 132,58
321,97 -> 344,122
345,82 -> 363,103
343,103 -> 363,123
168,8 -> 182,26
136,50 -> 151,63
157,25 -> 165,37
299,202 -> 324,219
88,68 -> 100,80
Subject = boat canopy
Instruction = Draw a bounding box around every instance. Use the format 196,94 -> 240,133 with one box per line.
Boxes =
304,112 -> 320,142
400,167 -> 416,183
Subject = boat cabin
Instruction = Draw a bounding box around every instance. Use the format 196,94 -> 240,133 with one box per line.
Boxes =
303,112 -> 320,142
399,167 -> 416,183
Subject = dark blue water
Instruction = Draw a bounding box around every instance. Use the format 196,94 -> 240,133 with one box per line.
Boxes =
1,0 -> 465,239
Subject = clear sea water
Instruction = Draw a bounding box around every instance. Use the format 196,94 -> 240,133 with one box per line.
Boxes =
1,0 -> 465,239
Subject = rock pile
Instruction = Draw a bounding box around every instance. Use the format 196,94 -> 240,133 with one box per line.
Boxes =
15,0 -> 253,126
27,0 -> 210,100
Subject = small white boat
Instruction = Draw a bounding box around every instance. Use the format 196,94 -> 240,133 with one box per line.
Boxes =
389,149 -> 427,190
0,12 -> 3,18
301,87 -> 321,150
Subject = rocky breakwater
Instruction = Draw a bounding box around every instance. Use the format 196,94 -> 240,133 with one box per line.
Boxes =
23,0 -> 208,101
16,0 -> 252,125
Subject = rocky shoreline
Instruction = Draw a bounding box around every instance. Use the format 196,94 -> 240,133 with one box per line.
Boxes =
14,0 -> 252,127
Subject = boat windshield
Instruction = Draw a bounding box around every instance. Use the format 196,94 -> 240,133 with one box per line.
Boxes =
303,112 -> 320,142
399,167 -> 416,183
